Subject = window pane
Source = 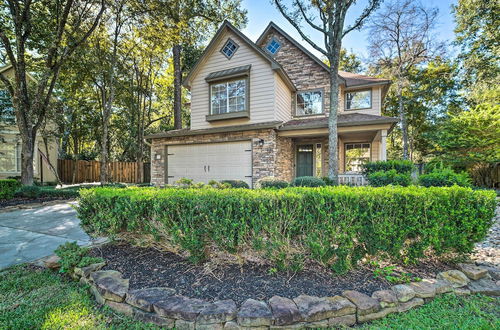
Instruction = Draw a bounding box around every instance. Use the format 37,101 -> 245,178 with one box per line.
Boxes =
222,40 -> 238,58
266,39 -> 281,54
346,90 -> 371,110
0,143 -> 17,172
345,143 -> 370,172
296,91 -> 323,115
211,79 -> 246,114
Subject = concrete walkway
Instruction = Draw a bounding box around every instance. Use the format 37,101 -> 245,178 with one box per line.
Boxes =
0,202 -> 90,269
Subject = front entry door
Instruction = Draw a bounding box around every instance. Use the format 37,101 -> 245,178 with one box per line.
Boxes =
296,144 -> 314,177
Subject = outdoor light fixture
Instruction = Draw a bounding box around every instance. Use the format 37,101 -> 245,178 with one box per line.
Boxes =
155,154 -> 161,160
258,139 -> 265,147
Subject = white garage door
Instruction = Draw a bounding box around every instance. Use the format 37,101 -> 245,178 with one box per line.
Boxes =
166,141 -> 253,187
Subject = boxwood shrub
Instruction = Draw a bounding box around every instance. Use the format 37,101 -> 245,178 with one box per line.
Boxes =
362,160 -> 414,175
419,168 -> 471,187
292,176 -> 326,187
0,179 -> 21,199
368,169 -> 412,187
78,186 -> 496,274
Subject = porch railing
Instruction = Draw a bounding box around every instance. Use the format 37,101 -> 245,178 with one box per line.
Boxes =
338,173 -> 368,186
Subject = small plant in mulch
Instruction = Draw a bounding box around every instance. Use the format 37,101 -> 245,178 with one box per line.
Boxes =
55,242 -> 104,273
370,261 -> 422,284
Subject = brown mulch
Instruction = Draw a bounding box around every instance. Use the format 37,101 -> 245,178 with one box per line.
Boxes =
89,243 -> 454,304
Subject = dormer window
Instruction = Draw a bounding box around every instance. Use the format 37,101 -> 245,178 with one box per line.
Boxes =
266,38 -> 281,55
221,39 -> 238,59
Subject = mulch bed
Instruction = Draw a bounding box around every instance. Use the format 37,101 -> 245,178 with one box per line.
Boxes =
89,243 -> 454,304
0,197 -> 70,208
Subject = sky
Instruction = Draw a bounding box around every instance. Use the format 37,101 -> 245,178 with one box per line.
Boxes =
241,0 -> 457,61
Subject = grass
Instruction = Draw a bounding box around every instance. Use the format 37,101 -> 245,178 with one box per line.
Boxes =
362,292 -> 499,330
0,265 -> 158,329
0,264 -> 498,329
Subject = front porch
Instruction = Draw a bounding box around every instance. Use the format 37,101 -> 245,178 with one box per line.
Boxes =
277,115 -> 393,185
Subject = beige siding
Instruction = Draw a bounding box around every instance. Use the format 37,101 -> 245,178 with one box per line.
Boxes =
371,140 -> 380,162
339,86 -> 382,115
189,29 -> 277,129
274,73 -> 292,122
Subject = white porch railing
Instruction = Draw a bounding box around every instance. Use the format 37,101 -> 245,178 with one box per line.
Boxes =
338,173 -> 368,186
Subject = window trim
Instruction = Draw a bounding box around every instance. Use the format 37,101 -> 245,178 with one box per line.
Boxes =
0,142 -> 21,174
344,88 -> 372,111
220,38 -> 239,59
344,142 -> 372,173
294,88 -> 325,117
265,37 -> 281,55
208,76 -> 250,120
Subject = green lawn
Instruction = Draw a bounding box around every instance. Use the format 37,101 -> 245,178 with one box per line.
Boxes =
0,264 -> 498,329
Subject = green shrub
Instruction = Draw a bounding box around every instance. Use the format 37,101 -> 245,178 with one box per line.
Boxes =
39,188 -> 80,199
368,170 -> 412,187
220,180 -> 250,189
419,168 -> 472,187
54,241 -> 103,273
14,185 -> 41,198
321,177 -> 335,186
362,160 -> 414,176
256,177 -> 289,189
292,176 -> 326,187
78,186 -> 496,274
0,179 -> 21,199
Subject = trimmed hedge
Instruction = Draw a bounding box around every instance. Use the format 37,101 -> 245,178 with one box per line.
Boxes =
362,160 -> 414,175
0,179 -> 21,199
256,177 -> 289,189
292,176 -> 326,187
78,186 -> 496,273
419,168 -> 471,187
368,170 -> 412,187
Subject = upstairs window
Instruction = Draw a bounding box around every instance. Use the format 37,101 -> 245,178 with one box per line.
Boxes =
221,39 -> 238,59
210,78 -> 247,115
345,89 -> 371,110
296,90 -> 323,116
266,38 -> 281,54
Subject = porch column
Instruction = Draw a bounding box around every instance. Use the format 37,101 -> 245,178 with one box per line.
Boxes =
379,129 -> 387,161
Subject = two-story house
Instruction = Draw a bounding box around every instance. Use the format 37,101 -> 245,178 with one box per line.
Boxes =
146,21 -> 397,187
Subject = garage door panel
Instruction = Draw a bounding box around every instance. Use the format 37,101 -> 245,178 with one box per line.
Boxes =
167,141 -> 252,186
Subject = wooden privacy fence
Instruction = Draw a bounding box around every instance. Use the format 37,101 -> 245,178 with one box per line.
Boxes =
57,159 -> 150,184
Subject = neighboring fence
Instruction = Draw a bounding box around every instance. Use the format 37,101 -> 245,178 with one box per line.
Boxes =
57,159 -> 150,184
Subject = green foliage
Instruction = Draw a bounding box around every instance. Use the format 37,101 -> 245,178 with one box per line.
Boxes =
77,186 -> 496,274
419,168 -> 471,187
14,185 -> 41,199
0,179 -> 21,199
368,170 -> 412,187
256,177 -> 289,189
0,265 -> 155,329
362,160 -> 414,176
219,180 -> 249,189
321,177 -> 335,186
54,241 -> 103,273
371,262 -> 421,284
291,176 -> 326,187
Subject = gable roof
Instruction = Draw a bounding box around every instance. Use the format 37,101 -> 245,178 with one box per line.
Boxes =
257,22 -> 391,88
183,20 -> 296,91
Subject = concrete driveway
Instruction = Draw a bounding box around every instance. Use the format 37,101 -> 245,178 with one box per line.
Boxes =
0,202 -> 90,269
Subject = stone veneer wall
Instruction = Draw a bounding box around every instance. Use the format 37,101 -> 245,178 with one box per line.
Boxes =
150,129 -> 293,186
70,260 -> 499,329
258,29 -> 331,115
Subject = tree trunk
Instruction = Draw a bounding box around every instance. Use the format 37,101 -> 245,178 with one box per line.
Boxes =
398,82 -> 409,159
20,132 -> 35,185
100,113 -> 109,183
328,68 -> 340,184
173,44 -> 182,130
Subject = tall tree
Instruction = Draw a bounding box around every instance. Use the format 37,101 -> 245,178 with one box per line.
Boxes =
141,0 -> 247,130
453,0 -> 500,105
273,0 -> 381,183
0,0 -> 104,185
367,0 -> 444,160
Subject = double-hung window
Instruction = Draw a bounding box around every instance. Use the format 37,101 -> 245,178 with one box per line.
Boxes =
345,89 -> 372,110
296,90 -> 323,116
210,78 -> 247,115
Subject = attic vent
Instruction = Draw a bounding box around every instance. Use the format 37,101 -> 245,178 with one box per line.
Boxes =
266,38 -> 281,55
221,38 -> 238,59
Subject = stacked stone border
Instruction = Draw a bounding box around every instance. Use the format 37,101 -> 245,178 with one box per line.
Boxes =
62,261 -> 499,329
